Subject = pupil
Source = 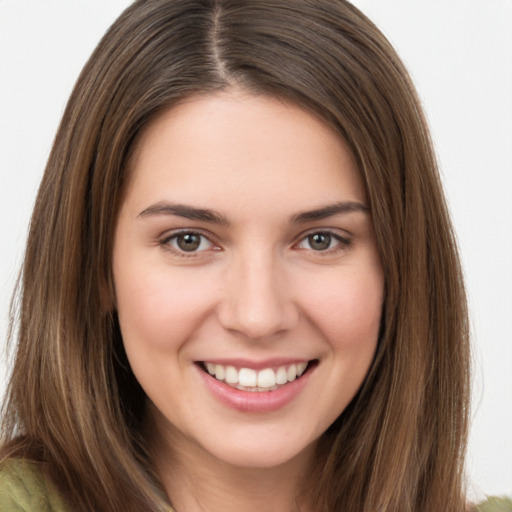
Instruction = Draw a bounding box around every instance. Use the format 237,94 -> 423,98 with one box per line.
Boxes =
177,233 -> 200,251
309,233 -> 331,250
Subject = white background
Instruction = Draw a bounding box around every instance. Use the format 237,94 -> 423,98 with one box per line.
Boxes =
1,0 -> 511,500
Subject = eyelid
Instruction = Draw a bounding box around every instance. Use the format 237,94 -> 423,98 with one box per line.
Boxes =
159,229 -> 221,257
158,227 -> 352,258
293,228 -> 352,253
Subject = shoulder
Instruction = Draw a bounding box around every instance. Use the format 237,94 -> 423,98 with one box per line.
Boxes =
0,458 -> 69,512
474,496 -> 512,512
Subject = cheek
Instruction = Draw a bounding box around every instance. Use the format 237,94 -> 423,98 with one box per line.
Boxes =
114,261 -> 218,352
303,266 -> 384,348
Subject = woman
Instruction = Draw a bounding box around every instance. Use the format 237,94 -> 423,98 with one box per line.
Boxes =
0,1 -> 508,511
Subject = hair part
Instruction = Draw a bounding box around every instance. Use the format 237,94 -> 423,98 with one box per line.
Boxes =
1,1 -> 470,511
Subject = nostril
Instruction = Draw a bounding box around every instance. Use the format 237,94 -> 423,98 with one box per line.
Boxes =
216,298 -> 300,340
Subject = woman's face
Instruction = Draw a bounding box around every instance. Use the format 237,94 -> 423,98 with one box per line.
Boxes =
112,91 -> 384,471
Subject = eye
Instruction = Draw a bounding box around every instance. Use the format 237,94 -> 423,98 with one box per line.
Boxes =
296,231 -> 349,252
163,232 -> 214,254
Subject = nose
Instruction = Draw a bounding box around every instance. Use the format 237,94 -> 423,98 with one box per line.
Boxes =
217,251 -> 299,340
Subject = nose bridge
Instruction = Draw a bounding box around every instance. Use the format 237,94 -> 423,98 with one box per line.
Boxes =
218,245 -> 297,339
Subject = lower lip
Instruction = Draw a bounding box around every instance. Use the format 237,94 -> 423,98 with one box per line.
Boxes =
197,365 -> 313,413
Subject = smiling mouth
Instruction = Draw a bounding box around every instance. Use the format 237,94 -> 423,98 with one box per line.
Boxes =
199,361 -> 317,392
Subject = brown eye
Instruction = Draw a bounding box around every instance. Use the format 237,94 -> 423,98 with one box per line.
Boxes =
165,232 -> 214,253
307,233 -> 332,251
177,233 -> 201,251
296,231 -> 350,253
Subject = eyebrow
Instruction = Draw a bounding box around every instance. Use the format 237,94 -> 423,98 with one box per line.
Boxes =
138,202 -> 229,225
290,201 -> 369,222
137,200 -> 369,225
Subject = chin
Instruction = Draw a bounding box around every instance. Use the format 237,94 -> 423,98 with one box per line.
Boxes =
196,429 -> 319,471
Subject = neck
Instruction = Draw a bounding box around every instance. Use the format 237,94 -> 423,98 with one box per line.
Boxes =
146,415 -> 317,512
164,459 -> 312,512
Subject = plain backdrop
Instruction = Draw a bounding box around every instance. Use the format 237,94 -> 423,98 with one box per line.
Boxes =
1,0 -> 511,500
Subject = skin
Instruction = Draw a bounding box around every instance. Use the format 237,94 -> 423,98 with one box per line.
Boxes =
112,90 -> 384,512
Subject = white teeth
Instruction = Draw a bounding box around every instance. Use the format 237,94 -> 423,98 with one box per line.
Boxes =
257,368 -> 276,388
204,362 -> 309,390
238,368 -> 257,387
276,366 -> 288,385
225,365 -> 238,384
214,364 -> 225,381
296,362 -> 307,377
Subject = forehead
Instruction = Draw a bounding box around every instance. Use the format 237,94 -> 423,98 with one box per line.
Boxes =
123,90 -> 366,215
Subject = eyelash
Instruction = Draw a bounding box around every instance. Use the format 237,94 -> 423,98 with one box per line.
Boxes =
294,230 -> 352,255
159,229 -> 352,258
160,230 -> 218,257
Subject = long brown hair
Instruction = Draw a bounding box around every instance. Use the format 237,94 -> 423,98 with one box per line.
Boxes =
1,1 -> 470,510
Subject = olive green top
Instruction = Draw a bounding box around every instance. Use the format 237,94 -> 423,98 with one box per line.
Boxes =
1,458 -> 510,511
0,459 -> 176,512
0,459 -> 69,512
